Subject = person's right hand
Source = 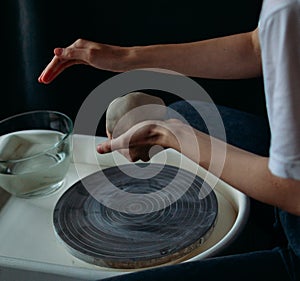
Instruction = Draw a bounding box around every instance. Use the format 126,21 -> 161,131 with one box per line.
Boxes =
38,39 -> 126,84
97,118 -> 197,163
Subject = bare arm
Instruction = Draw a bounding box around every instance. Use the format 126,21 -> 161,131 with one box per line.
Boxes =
38,29 -> 261,83
125,29 -> 262,79
181,127 -> 300,216
97,119 -> 300,216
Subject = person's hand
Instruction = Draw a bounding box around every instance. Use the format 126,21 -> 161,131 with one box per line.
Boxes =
97,119 -> 187,162
38,39 -> 127,84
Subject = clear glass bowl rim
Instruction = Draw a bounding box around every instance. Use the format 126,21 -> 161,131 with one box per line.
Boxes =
0,110 -> 73,164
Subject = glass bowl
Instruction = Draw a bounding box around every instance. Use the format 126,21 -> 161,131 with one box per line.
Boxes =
0,110 -> 73,198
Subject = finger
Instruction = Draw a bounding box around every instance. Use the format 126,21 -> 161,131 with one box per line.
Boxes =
97,140 -> 134,161
39,47 -> 88,84
39,57 -> 83,84
97,136 -> 127,154
97,140 -> 113,154
42,59 -> 83,84
97,121 -> 158,155
38,55 -> 62,83
38,69 -> 45,83
40,61 -> 65,84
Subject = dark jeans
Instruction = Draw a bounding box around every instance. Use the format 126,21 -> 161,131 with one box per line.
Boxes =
100,101 -> 300,281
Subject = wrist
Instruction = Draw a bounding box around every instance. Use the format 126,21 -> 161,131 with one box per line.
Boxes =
152,120 -> 184,151
156,120 -> 212,168
121,45 -> 165,71
120,46 -> 146,71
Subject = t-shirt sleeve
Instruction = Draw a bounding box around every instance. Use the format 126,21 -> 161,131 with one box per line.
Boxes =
259,2 -> 300,180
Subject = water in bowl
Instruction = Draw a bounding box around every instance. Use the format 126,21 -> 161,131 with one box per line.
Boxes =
0,129 -> 72,197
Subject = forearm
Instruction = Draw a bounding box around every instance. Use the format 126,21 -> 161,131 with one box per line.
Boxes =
122,30 -> 262,79
218,146 -> 300,216
162,125 -> 300,215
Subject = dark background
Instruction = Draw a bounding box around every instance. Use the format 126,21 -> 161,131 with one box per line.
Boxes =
3,0 -> 264,136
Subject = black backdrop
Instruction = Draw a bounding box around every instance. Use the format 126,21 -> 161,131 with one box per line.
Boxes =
3,0 -> 264,136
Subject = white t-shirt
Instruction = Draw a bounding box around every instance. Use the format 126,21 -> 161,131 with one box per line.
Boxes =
259,0 -> 300,180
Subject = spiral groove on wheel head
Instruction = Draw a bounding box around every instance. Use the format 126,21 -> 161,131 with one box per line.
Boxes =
53,163 -> 218,269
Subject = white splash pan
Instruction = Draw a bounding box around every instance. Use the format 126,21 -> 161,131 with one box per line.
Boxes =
0,134 -> 249,280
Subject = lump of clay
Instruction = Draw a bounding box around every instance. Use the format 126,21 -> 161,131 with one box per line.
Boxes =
106,92 -> 166,139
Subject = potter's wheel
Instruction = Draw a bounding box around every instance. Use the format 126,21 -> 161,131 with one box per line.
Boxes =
53,163 -> 218,269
